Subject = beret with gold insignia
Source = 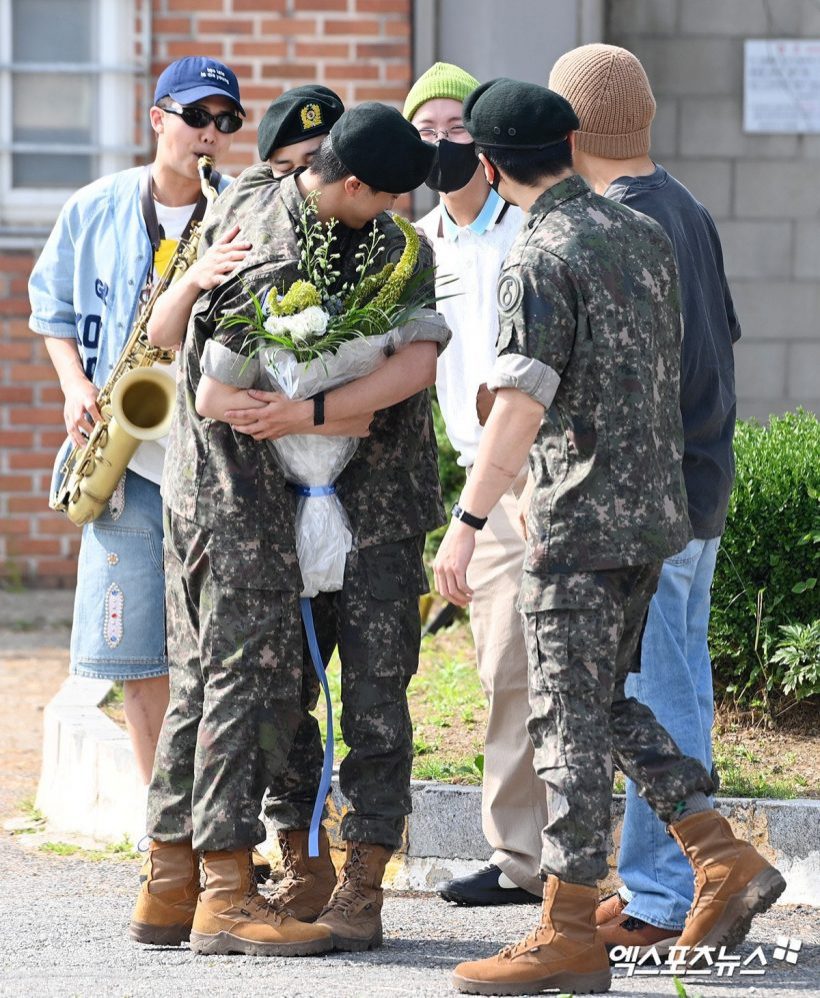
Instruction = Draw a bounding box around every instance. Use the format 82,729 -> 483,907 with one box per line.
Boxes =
257,85 -> 344,161
463,78 -> 579,149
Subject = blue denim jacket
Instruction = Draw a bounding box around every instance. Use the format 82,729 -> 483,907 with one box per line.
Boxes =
28,166 -> 230,387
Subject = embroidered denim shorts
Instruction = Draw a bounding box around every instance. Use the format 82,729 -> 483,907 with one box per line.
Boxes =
70,469 -> 168,680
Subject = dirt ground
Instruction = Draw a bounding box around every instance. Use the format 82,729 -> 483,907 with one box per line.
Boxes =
0,591 -> 71,819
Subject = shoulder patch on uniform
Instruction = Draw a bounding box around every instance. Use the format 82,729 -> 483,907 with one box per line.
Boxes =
497,273 -> 523,314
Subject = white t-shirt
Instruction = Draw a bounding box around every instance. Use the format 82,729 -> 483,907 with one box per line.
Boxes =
417,190 -> 524,467
127,199 -> 194,486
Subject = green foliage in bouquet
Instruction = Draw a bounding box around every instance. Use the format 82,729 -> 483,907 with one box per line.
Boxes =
709,409 -> 820,715
220,191 -> 442,365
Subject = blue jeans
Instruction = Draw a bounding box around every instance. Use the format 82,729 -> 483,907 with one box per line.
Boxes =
618,536 -> 720,931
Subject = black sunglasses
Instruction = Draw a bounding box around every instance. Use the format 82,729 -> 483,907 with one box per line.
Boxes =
163,102 -> 243,134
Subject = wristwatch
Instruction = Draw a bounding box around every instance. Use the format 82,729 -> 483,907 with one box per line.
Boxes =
452,503 -> 487,530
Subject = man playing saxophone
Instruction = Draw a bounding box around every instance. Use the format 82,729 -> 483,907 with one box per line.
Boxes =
27,56 -> 244,842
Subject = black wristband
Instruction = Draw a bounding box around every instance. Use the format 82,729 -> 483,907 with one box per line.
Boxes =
452,503 -> 488,530
313,390 -> 325,426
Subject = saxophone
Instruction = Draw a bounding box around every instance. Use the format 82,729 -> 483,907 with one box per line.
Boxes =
51,156 -> 219,526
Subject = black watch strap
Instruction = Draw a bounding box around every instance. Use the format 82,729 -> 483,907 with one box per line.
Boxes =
313,390 -> 325,426
452,503 -> 487,530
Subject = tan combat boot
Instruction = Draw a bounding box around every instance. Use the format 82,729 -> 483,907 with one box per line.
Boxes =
189,848 -> 333,957
315,841 -> 392,951
129,839 -> 200,946
669,809 -> 786,956
452,876 -> 612,995
268,827 -> 337,922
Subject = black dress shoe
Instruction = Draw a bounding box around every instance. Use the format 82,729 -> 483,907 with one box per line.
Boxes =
435,863 -> 542,906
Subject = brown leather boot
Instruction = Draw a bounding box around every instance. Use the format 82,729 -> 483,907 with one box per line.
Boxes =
129,839 -> 200,946
189,848 -> 333,957
595,890 -> 626,926
669,809 -> 786,956
452,876 -> 612,995
268,827 -> 337,922
315,841 -> 391,951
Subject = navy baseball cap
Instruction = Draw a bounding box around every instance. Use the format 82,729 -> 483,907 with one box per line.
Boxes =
153,57 -> 245,115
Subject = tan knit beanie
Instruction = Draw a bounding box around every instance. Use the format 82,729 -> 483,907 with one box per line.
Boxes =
548,44 -> 655,158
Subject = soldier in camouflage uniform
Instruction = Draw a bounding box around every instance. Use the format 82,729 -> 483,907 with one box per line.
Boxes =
162,104 -> 447,953
433,79 -> 784,996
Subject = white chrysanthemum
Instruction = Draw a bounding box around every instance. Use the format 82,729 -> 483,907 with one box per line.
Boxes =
264,306 -> 329,344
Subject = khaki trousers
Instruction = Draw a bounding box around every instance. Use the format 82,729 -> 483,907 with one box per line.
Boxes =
467,478 -> 547,895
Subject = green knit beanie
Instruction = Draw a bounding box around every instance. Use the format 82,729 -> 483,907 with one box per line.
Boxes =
403,61 -> 480,122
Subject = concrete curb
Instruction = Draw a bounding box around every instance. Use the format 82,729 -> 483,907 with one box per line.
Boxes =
35,676 -> 820,906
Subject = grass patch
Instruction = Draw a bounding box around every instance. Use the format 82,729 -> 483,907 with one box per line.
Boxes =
39,837 -> 140,862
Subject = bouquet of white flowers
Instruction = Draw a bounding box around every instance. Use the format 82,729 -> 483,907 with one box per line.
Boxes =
210,191 -> 448,598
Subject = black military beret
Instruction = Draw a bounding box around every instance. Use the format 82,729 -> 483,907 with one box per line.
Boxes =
463,78 -> 579,149
329,102 -> 436,193
257,85 -> 344,161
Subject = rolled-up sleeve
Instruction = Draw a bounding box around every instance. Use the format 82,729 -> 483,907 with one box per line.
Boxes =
391,308 -> 452,355
487,353 -> 560,409
491,248 -> 577,409
28,201 -> 80,339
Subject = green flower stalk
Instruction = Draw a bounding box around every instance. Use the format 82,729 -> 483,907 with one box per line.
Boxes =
344,263 -> 395,311
369,215 -> 419,312
266,279 -> 321,317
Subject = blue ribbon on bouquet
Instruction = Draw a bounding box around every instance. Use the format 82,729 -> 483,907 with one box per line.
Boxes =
289,481 -> 336,858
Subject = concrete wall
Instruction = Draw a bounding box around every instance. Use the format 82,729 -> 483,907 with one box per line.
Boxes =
609,0 -> 820,422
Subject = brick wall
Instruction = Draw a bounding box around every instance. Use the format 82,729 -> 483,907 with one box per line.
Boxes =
0,0 -> 413,585
608,0 -> 820,423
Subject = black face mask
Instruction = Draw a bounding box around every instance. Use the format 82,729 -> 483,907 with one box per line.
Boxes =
426,139 -> 479,193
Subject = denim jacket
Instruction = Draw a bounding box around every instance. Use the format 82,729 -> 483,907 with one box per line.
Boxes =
28,166 -> 230,387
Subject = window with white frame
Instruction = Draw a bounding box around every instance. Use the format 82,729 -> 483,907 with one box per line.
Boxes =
0,0 -> 150,229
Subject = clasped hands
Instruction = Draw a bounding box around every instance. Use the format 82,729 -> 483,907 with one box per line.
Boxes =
225,390 -> 374,441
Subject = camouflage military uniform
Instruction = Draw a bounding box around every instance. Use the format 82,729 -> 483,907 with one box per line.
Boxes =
147,237 -> 306,853
199,171 -> 446,850
487,174 -> 713,886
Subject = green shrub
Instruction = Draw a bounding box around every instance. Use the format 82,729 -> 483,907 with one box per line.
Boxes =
710,410 -> 820,712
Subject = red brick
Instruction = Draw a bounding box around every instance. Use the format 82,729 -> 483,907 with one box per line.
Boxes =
232,0 -> 286,10
294,40 -> 350,57
0,254 -> 36,273
324,17 -> 380,34
0,475 -> 34,492
11,363 -> 55,382
7,537 -> 61,556
8,496 -> 44,513
8,452 -> 53,470
0,518 -> 30,535
325,62 -> 379,79
356,41 -> 409,59
259,16 -> 319,34
37,517 -> 84,536
0,386 -> 34,403
164,40 -> 230,58
39,430 -> 68,448
153,16 -> 192,33
0,298 -> 29,316
260,62 -> 319,79
1,342 -> 33,360
355,0 -> 408,10
385,19 -> 410,36
6,320 -> 32,339
296,0 -> 349,9
33,558 -> 77,578
198,17 -> 254,33
354,84 -> 408,101
386,62 -> 411,82
231,40 -> 288,57
0,431 -> 34,448
238,84 -> 286,101
10,408 -> 62,426
166,0 -> 224,10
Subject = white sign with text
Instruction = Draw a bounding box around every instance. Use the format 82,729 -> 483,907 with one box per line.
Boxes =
744,39 -> 820,133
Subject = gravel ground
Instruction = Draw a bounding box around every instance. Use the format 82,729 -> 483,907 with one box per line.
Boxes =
0,832 -> 817,998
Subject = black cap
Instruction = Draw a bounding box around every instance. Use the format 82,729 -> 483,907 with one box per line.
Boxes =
329,102 -> 436,193
463,78 -> 579,149
257,85 -> 344,161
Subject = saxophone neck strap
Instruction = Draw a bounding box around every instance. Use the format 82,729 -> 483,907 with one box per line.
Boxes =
139,164 -> 222,253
